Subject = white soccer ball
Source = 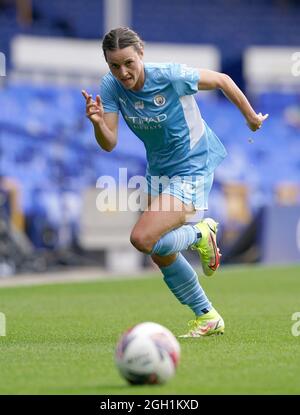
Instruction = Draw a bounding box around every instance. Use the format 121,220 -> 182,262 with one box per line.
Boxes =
115,322 -> 180,385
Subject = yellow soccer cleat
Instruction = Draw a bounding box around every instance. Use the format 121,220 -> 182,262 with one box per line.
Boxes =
179,308 -> 225,338
191,218 -> 221,277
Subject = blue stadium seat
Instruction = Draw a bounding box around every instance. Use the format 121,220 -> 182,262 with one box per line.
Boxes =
1,83 -> 299,247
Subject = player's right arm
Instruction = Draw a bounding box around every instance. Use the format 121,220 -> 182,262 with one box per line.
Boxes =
82,90 -> 118,152
197,69 -> 268,132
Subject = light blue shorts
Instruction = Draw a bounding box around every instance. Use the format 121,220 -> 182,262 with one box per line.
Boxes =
145,173 -> 214,210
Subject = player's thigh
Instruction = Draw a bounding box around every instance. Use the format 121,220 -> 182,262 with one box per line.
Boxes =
130,194 -> 195,251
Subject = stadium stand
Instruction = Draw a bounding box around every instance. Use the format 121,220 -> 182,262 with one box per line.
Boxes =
0,84 -> 299,245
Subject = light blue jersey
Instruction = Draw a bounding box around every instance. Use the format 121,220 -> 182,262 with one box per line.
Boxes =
100,62 -> 227,178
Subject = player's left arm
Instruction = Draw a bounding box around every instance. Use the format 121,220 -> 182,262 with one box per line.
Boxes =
197,69 -> 268,131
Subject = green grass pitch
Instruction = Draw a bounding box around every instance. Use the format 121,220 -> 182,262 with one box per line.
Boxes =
0,264 -> 300,395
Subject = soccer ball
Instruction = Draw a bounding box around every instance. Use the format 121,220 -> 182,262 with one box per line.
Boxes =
115,322 -> 180,385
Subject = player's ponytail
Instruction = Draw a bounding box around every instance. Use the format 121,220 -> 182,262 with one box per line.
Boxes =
102,27 -> 144,60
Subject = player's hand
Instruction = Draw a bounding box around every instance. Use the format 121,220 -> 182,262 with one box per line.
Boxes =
82,90 -> 104,124
246,112 -> 269,132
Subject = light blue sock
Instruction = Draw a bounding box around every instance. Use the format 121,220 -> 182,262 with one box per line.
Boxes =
160,253 -> 212,316
151,225 -> 200,256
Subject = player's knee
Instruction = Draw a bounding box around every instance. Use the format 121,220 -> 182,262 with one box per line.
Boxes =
130,230 -> 154,254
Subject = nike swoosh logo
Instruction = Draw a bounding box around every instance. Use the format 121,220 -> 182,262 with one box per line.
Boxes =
208,234 -> 220,271
198,320 -> 219,334
207,223 -> 216,234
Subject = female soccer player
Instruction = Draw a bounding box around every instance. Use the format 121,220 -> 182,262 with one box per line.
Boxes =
82,27 -> 268,337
